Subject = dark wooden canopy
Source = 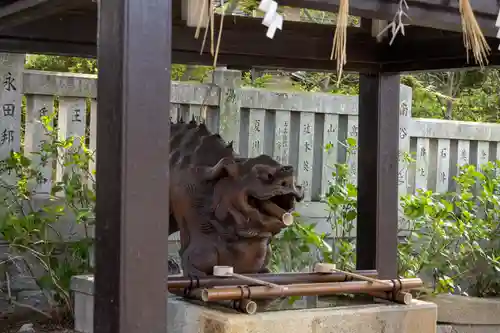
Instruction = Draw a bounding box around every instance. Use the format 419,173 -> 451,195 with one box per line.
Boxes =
0,1 -> 498,333
0,0 -> 499,72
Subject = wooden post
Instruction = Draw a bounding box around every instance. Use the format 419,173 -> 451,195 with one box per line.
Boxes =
94,0 -> 172,333
356,72 -> 400,279
356,19 -> 400,279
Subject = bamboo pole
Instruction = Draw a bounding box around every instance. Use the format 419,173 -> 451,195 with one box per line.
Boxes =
226,298 -> 258,314
199,278 -> 423,301
167,270 -> 378,289
173,289 -> 258,314
369,291 -> 413,305
314,263 -> 392,286
213,266 -> 282,288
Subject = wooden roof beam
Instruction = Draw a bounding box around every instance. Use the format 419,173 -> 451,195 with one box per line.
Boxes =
0,0 -> 94,31
0,11 -> 382,72
279,0 -> 498,37
380,28 -> 500,72
0,31 -> 381,73
2,7 -> 498,73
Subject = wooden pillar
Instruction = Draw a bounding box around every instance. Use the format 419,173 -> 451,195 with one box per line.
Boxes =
94,0 -> 171,332
356,73 -> 400,279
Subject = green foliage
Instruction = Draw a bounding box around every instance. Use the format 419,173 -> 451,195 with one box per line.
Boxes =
401,70 -> 500,122
270,139 -> 499,298
25,55 -> 98,74
242,71 -> 273,88
321,138 -> 358,271
400,163 -> 500,296
0,113 -> 95,313
270,139 -> 359,272
269,219 -> 331,273
170,64 -> 213,82
238,0 -> 259,14
290,72 -> 359,95
25,54 -> 213,82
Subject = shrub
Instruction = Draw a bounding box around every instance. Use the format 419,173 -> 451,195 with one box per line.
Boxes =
0,114 -> 95,315
400,162 -> 500,296
270,140 -> 499,298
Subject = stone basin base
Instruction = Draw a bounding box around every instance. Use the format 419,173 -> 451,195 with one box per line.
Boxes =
169,297 -> 437,333
423,294 -> 500,333
71,274 -> 437,333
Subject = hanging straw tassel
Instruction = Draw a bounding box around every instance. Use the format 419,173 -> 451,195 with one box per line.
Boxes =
213,3 -> 227,67
194,0 -> 208,39
210,0 -> 215,56
195,0 -> 226,67
197,0 -> 213,57
459,0 -> 491,67
330,0 -> 349,85
193,0 -> 210,54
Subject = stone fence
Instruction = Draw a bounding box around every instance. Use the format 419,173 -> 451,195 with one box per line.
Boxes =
4,59 -> 500,198
2,52 -> 500,232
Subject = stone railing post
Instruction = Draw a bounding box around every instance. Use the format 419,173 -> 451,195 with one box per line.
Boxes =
212,68 -> 242,154
0,53 -> 25,247
398,84 -> 412,231
0,53 -> 24,180
24,94 -> 55,195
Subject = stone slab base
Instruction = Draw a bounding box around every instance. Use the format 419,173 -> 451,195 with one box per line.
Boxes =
442,325 -> 500,333
436,324 -> 500,333
168,297 -> 437,333
422,294 -> 500,325
423,294 -> 500,333
71,274 -> 437,333
71,275 -> 94,333
437,325 -> 453,333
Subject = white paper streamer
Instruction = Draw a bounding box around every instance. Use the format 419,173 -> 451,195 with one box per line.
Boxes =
258,0 -> 283,39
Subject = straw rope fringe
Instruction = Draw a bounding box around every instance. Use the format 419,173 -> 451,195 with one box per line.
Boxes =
193,0 -> 353,75
194,0 -> 208,39
210,0 -> 215,56
194,0 -> 227,68
330,0 -> 349,84
459,0 -> 491,67
197,0 -> 211,55
191,0 -> 491,72
213,5 -> 227,68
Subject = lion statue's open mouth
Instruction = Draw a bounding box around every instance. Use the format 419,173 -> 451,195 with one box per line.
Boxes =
210,157 -> 304,239
248,191 -> 303,225
248,192 -> 302,219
